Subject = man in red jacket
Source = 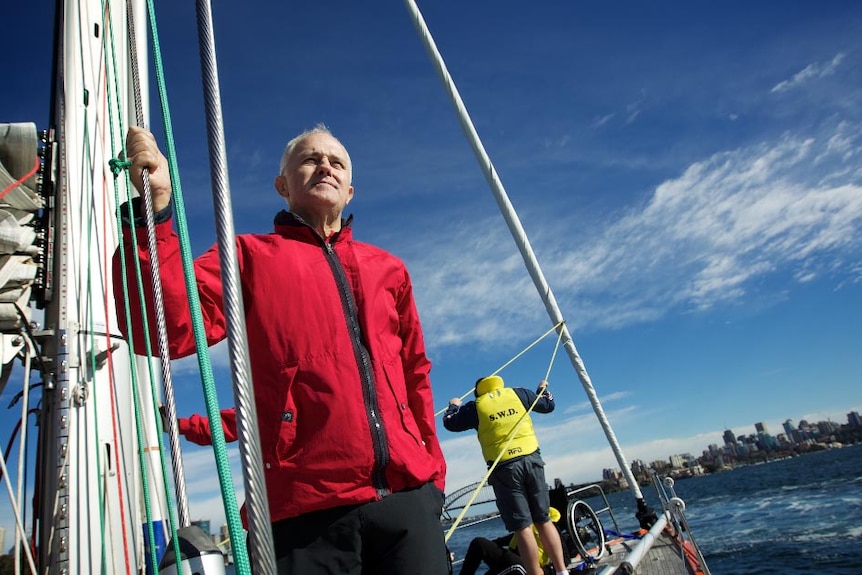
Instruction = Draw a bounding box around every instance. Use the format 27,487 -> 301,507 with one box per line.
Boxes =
117,125 -> 448,574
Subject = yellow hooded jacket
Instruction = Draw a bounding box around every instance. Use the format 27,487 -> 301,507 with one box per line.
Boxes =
475,377 -> 540,464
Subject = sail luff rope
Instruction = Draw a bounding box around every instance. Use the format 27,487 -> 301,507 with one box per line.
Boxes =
403,0 -> 644,501
190,0 -> 278,569
142,0 -> 254,569
444,327 -> 565,542
434,321 -> 564,417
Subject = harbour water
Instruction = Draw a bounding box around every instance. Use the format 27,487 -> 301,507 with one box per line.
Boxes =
446,442 -> 862,574
226,443 -> 862,573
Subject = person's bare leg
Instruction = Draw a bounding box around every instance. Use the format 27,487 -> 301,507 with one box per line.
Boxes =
535,520 -> 567,573
514,526 -> 542,575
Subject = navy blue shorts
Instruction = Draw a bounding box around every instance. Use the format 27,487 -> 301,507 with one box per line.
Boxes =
489,451 -> 551,532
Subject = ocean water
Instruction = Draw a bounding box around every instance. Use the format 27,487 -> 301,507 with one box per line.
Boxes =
227,443 -> 862,574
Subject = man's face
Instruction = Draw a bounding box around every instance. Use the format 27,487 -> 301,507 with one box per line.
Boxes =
276,133 -> 354,217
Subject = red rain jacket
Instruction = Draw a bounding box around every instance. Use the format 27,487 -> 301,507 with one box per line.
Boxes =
114,210 -> 446,522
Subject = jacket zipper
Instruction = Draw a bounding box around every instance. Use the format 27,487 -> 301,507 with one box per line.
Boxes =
323,239 -> 391,498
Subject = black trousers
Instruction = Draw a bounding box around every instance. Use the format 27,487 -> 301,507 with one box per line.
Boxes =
266,482 -> 449,575
458,537 -> 524,575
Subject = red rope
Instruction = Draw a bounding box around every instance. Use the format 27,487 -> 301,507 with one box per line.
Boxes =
0,155 -> 41,200
100,2 -> 133,571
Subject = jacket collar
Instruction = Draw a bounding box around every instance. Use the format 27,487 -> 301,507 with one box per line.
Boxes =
273,210 -> 354,243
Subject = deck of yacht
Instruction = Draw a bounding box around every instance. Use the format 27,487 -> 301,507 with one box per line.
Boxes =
569,529 -> 697,575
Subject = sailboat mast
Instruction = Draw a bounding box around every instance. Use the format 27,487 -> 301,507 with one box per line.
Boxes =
35,0 -> 175,571
403,0 -> 646,503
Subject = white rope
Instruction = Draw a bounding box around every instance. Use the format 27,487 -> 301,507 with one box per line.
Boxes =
15,340 -> 33,574
434,321 -> 564,417
0,431 -> 39,574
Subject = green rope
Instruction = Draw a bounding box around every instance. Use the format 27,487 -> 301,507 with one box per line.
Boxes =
102,1 -> 185,571
79,89 -> 110,574
145,0 -> 251,571
109,158 -> 132,176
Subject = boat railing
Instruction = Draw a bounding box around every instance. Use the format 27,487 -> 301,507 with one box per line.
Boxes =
646,472 -> 712,575
565,483 -> 622,536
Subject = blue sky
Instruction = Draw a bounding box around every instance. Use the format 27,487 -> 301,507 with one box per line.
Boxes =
2,0 -> 862,535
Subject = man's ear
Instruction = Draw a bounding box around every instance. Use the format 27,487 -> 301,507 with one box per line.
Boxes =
274,175 -> 289,199
345,185 -> 354,205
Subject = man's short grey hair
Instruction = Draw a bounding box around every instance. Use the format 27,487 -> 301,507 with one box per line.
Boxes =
278,123 -> 352,183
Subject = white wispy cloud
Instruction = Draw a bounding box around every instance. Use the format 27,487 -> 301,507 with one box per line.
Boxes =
770,53 -> 845,93
179,444 -> 244,528
592,113 -> 615,128
412,121 -> 862,349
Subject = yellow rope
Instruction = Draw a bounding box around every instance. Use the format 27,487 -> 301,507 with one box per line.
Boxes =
434,320 -> 565,416
443,324 -> 565,542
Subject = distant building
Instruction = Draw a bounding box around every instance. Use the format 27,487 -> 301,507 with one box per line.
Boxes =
754,422 -> 768,435
818,420 -> 840,434
722,429 -> 736,445
848,411 -> 862,428
783,419 -> 795,441
669,453 -> 696,469
756,432 -> 780,450
602,468 -> 629,489
0,526 -> 5,555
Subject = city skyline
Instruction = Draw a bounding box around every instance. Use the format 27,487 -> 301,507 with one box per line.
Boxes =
601,409 -> 862,486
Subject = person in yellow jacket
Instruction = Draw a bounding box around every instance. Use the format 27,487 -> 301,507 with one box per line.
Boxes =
444,376 -> 568,575
458,507 -> 567,575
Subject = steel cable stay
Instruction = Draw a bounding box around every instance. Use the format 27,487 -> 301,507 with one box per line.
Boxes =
188,0 -> 277,569
112,0 -> 251,573
402,0 -> 660,529
142,0 -> 276,568
83,34 -> 176,569
443,326 -> 565,542
113,0 -> 278,571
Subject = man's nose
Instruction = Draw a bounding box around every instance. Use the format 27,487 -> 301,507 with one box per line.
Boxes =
316,157 -> 333,174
